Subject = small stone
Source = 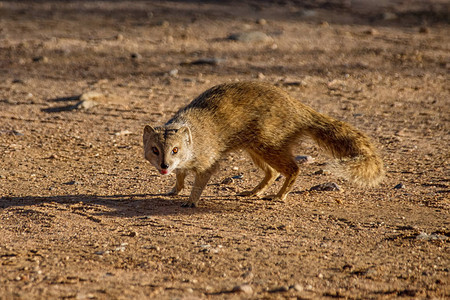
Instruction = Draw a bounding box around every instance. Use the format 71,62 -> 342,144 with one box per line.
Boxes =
32,56 -> 48,63
270,286 -> 289,293
393,183 -> 405,189
232,284 -> 253,294
232,174 -> 244,180
314,169 -> 331,175
228,31 -> 271,43
80,91 -> 104,102
157,20 -> 170,27
74,99 -> 98,110
114,130 -> 132,136
221,177 -> 233,185
64,180 -> 81,185
283,81 -> 307,87
419,26 -> 430,34
130,52 -> 142,60
256,18 -> 267,25
301,10 -> 317,18
364,28 -> 378,35
310,182 -> 341,192
295,155 -> 314,164
187,58 -> 225,66
416,232 -> 448,241
115,34 -> 124,41
12,79 -> 25,84
11,130 -> 24,136
168,69 -> 179,77
382,12 -> 397,20
291,284 -> 303,292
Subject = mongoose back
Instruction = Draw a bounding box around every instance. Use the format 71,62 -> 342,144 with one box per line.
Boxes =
143,81 -> 384,207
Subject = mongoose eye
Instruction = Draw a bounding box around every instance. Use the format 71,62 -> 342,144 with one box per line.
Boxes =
172,147 -> 178,154
151,147 -> 159,155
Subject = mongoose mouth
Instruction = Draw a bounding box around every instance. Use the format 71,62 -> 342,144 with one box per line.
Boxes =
160,169 -> 169,175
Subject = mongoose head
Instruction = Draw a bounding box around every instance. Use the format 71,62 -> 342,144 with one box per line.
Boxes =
143,124 -> 192,175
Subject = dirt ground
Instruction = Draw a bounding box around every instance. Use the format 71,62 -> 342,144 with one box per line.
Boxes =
0,0 -> 449,299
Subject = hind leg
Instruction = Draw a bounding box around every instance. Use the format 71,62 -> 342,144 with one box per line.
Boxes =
239,150 -> 280,198
262,153 -> 300,201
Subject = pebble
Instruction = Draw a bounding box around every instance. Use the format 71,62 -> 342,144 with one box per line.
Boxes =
130,52 -> 142,60
74,99 -> 98,110
114,130 -> 132,136
232,284 -> 253,294
168,69 -> 179,77
32,56 -> 48,63
64,180 -> 81,185
232,174 -> 244,180
364,28 -> 378,35
310,182 -> 341,192
269,286 -> 289,293
301,10 -> 317,18
157,20 -> 170,27
0,130 -> 23,136
256,18 -> 267,25
228,31 -> 271,43
314,169 -> 331,175
415,232 -> 448,241
291,284 -> 303,292
221,177 -> 233,185
81,91 -> 105,102
12,79 -> 25,84
295,155 -> 314,164
382,12 -> 397,20
393,183 -> 405,189
419,26 -> 430,34
283,81 -> 307,87
186,58 -> 225,66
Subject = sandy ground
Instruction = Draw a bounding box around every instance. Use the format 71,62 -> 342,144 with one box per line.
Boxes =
0,0 -> 449,299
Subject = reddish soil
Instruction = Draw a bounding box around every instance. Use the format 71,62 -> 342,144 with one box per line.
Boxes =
0,1 -> 449,299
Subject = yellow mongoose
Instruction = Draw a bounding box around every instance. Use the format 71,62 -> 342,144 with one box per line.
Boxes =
143,81 -> 384,207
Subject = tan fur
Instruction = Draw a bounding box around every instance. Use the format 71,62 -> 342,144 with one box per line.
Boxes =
143,81 -> 384,207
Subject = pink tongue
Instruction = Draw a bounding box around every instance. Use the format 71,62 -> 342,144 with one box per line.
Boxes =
160,169 -> 168,175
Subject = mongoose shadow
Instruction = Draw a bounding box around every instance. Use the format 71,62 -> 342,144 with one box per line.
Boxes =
0,194 -> 237,217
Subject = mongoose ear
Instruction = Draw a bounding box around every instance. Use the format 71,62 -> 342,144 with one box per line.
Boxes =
178,125 -> 192,144
143,125 -> 156,142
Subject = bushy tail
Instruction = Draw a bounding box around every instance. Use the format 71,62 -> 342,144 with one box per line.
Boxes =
305,111 -> 384,187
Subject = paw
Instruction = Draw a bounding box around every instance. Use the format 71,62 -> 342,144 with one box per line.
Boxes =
181,201 -> 197,208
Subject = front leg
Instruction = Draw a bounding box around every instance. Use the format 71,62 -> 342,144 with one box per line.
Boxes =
181,166 -> 217,208
168,169 -> 186,196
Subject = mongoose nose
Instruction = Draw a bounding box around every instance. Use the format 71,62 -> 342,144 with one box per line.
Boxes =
161,163 -> 169,169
